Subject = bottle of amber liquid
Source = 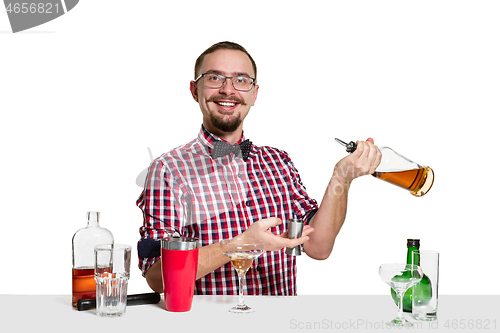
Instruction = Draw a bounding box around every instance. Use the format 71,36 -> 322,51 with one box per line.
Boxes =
334,139 -> 434,197
72,211 -> 113,307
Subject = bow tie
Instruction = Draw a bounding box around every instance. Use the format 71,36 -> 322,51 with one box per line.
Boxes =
212,139 -> 252,161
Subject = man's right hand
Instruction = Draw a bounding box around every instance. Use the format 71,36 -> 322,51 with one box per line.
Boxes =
239,217 -> 314,252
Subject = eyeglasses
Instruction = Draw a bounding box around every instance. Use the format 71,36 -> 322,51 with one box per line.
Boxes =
194,73 -> 256,91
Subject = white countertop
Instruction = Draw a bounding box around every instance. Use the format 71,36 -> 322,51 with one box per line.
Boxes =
1,295 -> 498,332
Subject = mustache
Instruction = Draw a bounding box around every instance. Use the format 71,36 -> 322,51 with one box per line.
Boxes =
207,95 -> 246,106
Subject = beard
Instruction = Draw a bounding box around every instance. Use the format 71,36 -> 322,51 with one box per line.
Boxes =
206,95 -> 246,133
209,112 -> 242,133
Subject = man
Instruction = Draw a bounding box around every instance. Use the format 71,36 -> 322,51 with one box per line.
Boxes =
137,41 -> 381,295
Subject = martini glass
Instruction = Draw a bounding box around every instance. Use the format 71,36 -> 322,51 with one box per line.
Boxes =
220,237 -> 264,313
379,263 -> 423,327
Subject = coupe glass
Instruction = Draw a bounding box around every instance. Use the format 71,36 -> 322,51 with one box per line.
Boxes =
220,237 -> 264,313
379,263 -> 423,327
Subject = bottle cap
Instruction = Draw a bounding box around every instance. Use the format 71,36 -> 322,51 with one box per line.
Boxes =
407,239 -> 420,247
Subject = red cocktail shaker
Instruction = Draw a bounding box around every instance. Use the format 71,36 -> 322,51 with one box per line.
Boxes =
161,236 -> 199,312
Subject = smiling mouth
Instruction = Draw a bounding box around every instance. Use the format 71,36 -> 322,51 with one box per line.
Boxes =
208,95 -> 245,107
215,101 -> 237,107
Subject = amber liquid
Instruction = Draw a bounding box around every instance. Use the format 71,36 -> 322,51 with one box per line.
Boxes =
230,254 -> 255,275
72,267 -> 95,307
372,166 -> 434,197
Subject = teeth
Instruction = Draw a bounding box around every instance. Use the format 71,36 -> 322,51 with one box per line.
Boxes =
217,102 -> 236,107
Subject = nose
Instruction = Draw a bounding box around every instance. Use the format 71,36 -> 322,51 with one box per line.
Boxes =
219,77 -> 236,94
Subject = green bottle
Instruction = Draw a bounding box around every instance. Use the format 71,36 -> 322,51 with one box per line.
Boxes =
390,239 -> 432,312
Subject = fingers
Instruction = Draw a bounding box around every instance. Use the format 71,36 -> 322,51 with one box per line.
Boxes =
351,140 -> 364,158
279,225 -> 314,249
281,225 -> 314,240
301,225 -> 314,237
334,138 -> 381,182
242,218 -> 314,252
241,217 -> 281,238
363,139 -> 382,173
358,140 -> 375,159
274,232 -> 311,250
284,234 -> 311,249
259,217 -> 282,229
356,139 -> 381,174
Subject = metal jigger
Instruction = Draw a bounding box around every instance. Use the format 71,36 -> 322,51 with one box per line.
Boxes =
285,218 -> 304,256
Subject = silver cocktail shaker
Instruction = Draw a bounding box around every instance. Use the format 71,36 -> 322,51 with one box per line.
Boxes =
285,217 -> 304,256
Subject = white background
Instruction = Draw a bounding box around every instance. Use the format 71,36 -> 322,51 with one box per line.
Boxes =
1,0 -> 498,295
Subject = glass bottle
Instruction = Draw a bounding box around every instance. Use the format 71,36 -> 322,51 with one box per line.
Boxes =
334,139 -> 434,197
390,239 -> 432,312
72,211 -> 114,307
372,147 -> 434,197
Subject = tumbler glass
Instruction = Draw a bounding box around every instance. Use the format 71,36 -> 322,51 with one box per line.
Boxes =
412,250 -> 439,321
94,244 -> 131,317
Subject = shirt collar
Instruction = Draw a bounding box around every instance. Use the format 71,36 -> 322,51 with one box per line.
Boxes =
198,125 -> 246,149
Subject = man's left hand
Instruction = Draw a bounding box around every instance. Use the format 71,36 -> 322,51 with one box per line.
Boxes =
333,138 -> 382,184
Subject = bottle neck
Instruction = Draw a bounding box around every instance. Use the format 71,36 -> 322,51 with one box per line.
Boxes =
86,211 -> 100,227
406,246 -> 420,265
87,221 -> 99,227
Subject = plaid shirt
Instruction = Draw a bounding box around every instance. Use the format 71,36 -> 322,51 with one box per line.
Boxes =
137,126 -> 318,295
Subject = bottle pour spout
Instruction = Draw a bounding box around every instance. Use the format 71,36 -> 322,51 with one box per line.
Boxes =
335,138 -> 357,153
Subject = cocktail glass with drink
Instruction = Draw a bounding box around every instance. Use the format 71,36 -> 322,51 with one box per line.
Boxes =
220,237 -> 264,313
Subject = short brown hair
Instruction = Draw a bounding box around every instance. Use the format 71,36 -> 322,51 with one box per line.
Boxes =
194,41 -> 257,81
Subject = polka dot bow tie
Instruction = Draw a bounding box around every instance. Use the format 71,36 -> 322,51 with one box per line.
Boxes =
212,139 -> 252,161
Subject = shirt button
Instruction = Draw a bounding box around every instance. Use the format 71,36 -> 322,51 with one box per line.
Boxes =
237,173 -> 242,178
256,265 -> 261,272
245,200 -> 252,206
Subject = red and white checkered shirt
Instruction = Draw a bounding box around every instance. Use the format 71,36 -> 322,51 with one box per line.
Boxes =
137,126 -> 318,295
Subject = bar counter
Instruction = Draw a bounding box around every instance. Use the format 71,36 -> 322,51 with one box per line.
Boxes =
1,294 -> 498,332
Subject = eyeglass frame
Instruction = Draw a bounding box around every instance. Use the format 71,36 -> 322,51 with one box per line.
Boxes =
194,73 -> 256,91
